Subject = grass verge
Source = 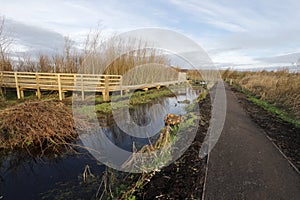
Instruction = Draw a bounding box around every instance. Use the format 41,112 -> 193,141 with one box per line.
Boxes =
230,82 -> 300,128
77,88 -> 174,115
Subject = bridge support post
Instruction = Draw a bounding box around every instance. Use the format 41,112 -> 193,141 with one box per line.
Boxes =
120,77 -> 123,96
36,73 -> 41,99
80,75 -> 85,101
103,76 -> 109,101
36,89 -> 41,99
14,72 -> 21,99
20,90 -> 24,98
57,74 -> 63,100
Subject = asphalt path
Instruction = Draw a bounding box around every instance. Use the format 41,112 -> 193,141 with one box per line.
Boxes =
204,84 -> 300,200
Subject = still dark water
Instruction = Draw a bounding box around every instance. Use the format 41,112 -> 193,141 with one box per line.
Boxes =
0,87 -> 200,199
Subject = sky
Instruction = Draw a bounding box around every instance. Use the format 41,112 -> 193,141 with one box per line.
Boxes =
0,0 -> 300,69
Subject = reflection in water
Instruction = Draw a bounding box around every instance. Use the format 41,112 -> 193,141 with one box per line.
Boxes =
0,150 -> 105,199
0,86 -> 201,199
79,86 -> 201,168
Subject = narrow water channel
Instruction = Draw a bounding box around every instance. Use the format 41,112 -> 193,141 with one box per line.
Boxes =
0,87 -> 201,199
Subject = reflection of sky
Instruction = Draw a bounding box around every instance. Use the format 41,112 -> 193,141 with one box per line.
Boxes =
0,150 -> 105,199
80,86 -> 200,153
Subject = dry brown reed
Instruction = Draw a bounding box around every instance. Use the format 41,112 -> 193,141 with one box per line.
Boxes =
223,68 -> 300,120
121,126 -> 173,174
187,69 -> 203,80
0,100 -> 87,154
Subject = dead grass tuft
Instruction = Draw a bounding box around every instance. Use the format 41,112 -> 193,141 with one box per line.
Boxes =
0,100 -> 86,154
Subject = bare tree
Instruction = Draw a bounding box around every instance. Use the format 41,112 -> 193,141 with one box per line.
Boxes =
0,16 -> 13,71
81,24 -> 103,74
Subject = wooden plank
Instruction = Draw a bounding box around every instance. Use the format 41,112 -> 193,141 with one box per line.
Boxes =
14,75 -> 36,78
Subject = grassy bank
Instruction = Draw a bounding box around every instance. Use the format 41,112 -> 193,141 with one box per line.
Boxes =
77,88 -> 174,115
223,69 -> 300,121
230,82 -> 300,128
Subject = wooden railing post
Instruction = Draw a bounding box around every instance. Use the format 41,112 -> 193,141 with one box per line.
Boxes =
81,75 -> 85,101
120,76 -> 123,96
57,74 -> 63,100
14,72 -> 21,99
36,73 -> 41,99
103,76 -> 109,101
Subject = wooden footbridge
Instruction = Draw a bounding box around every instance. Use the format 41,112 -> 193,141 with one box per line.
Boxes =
0,71 -> 187,101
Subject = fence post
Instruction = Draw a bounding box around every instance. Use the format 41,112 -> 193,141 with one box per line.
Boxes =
57,74 -> 63,100
36,73 -> 41,99
103,76 -> 109,101
14,72 -> 21,99
120,76 -> 123,96
20,90 -> 24,98
81,75 -> 85,101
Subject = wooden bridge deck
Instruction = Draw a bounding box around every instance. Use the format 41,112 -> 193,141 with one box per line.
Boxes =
0,71 -> 186,101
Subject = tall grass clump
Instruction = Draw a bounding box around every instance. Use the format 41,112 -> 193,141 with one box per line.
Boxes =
80,34 -> 176,83
0,100 -> 88,154
223,68 -> 300,120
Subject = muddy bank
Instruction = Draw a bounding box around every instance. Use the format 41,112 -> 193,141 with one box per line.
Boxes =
230,85 -> 300,171
134,96 -> 211,199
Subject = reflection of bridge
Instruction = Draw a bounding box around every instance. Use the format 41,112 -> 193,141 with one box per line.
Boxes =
0,71 -> 187,101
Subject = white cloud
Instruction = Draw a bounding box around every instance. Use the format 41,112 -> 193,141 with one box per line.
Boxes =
0,0 -> 160,36
1,0 -> 300,69
211,51 -> 258,66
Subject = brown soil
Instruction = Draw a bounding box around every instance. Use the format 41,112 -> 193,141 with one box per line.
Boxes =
134,96 -> 211,199
230,85 -> 300,171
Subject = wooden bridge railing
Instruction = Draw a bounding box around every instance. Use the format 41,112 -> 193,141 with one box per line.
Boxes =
0,71 -> 122,101
0,71 -> 186,101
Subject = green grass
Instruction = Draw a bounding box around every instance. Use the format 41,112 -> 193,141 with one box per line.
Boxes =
248,96 -> 300,128
77,88 -> 174,114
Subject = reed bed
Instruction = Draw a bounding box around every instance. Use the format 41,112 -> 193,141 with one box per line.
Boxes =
1,16 -> 172,79
223,69 -> 300,120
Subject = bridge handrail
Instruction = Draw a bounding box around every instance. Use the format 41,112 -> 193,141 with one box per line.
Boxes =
0,71 -> 185,101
